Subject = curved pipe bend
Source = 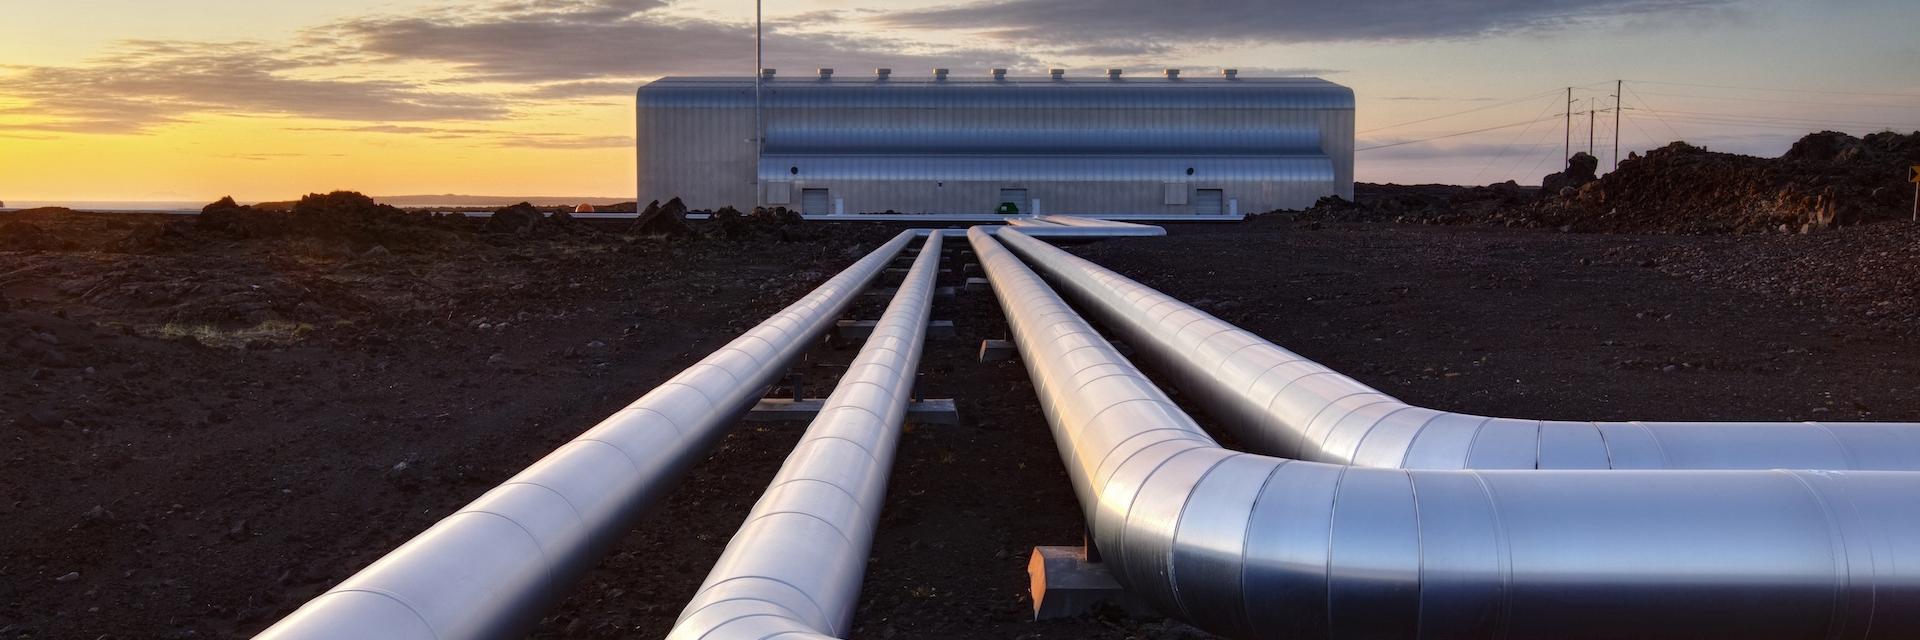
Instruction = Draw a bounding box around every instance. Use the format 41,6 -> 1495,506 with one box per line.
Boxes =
994,228 -> 1920,471
972,227 -> 1920,639
258,232 -> 917,640
668,231 -> 945,640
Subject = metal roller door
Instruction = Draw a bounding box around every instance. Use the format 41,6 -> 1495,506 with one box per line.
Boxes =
1194,189 -> 1224,215
801,188 -> 830,215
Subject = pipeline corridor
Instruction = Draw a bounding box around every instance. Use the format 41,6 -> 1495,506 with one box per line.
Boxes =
259,219 -> 1920,640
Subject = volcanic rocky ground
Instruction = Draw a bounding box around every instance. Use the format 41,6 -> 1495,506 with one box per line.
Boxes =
4,204 -> 1920,639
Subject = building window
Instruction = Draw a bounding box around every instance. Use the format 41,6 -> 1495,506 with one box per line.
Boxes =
997,188 -> 1028,214
801,188 -> 831,215
1194,189 -> 1225,215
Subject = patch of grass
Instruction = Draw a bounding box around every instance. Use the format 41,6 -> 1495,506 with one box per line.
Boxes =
155,319 -> 315,348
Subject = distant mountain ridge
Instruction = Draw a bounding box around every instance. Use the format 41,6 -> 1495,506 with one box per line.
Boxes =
373,194 -> 631,207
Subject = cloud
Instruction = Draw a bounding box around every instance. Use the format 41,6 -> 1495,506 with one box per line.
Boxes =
0,0 -> 1035,137
324,0 -> 1038,83
880,0 -> 1739,52
0,40 -> 509,134
289,124 -> 629,149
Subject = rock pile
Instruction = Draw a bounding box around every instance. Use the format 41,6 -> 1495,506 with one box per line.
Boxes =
1541,152 -> 1599,197
1545,131 -> 1920,233
1288,130 -> 1920,234
630,198 -> 693,236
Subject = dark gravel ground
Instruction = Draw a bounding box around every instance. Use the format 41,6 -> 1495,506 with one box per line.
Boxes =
4,212 -> 1920,639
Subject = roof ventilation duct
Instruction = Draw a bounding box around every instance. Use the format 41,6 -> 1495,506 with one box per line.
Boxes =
1221,68 -> 1238,79
875,67 -> 891,80
816,68 -> 833,80
933,68 -> 949,80
991,68 -> 1008,80
759,68 -> 776,79
1163,68 -> 1181,79
1049,68 -> 1065,79
1107,68 -> 1124,79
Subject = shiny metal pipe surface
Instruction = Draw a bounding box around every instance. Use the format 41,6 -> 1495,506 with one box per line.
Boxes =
995,229 -> 1920,470
980,224 -> 1164,239
971,226 -> 1920,639
668,232 -> 944,640
1037,215 -> 1154,229
257,231 -> 916,640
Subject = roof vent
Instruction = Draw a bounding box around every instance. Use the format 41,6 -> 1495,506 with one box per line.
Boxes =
933,68 -> 949,80
991,68 -> 1007,80
1049,68 -> 1065,79
817,68 -> 833,80
1163,68 -> 1181,79
875,68 -> 891,80
1106,68 -> 1124,79
1221,68 -> 1239,79
760,68 -> 776,79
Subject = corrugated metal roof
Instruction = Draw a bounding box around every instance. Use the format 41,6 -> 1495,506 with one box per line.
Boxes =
638,75 -> 1355,110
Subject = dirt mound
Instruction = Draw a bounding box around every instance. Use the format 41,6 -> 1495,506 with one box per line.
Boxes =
1541,152 -> 1600,196
1288,130 -> 1920,234
483,202 -> 596,237
630,198 -> 693,237
1,221 -> 66,251
485,202 -> 547,234
1294,182 -> 1536,225
197,197 -> 289,238
193,192 -> 457,247
1545,132 -> 1920,233
11,207 -> 75,216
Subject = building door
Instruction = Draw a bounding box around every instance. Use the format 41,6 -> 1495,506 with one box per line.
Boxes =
998,188 -> 1027,214
801,188 -> 830,215
1194,189 -> 1224,215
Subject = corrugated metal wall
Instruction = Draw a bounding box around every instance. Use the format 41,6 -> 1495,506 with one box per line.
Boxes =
636,75 -> 1355,215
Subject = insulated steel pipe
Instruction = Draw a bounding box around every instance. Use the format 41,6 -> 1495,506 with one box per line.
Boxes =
972,227 -> 1920,639
258,231 -> 916,640
669,231 -> 944,640
996,228 -> 1920,471
980,223 -> 1164,239
1037,215 -> 1155,229
1008,217 -> 1065,227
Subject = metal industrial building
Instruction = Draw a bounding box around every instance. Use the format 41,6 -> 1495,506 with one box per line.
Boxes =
635,68 -> 1354,218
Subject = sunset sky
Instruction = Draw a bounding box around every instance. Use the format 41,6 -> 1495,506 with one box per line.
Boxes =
2,0 -> 1916,203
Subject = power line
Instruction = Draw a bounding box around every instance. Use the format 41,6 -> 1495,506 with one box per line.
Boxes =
1357,114 -> 1566,152
1358,87 -> 1564,135
1638,114 -> 1917,133
1633,108 -> 1920,130
1626,79 -> 1920,100
1622,111 -> 1660,149
1635,90 -> 1920,110
1625,83 -> 1684,141
1470,93 -> 1564,184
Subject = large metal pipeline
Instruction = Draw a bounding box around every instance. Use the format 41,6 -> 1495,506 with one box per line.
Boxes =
257,231 -> 916,640
980,223 -> 1165,239
995,229 -> 1920,471
668,231 -> 945,640
971,226 -> 1920,639
1037,215 -> 1155,229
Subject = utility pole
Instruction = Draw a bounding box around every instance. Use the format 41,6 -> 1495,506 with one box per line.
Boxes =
1564,87 -> 1572,170
1613,80 -> 1623,172
753,0 -> 763,206
1588,98 -> 1596,157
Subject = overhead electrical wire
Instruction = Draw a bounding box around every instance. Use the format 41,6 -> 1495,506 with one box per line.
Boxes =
1624,83 -> 1685,141
1470,93 -> 1565,184
1357,113 -> 1566,152
1359,86 -> 1566,133
1635,90 -> 1920,110
1626,79 -> 1920,100
1637,108 -> 1920,130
